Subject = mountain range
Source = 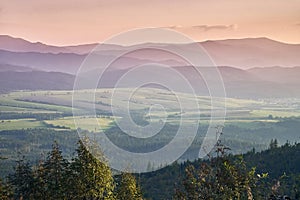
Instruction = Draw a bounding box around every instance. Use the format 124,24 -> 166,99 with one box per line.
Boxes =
0,35 -> 300,98
1,35 -> 300,73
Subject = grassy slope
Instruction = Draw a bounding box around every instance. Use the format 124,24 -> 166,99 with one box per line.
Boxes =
0,88 -> 300,133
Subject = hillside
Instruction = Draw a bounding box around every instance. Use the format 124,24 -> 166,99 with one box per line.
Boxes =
1,65 -> 300,98
139,142 -> 300,199
0,71 -> 74,93
0,49 -> 85,74
248,66 -> 300,84
0,64 -> 33,72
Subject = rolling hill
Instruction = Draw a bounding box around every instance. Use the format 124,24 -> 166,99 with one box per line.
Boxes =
1,35 -> 300,98
0,71 -> 74,93
1,65 -> 300,98
1,35 -> 300,74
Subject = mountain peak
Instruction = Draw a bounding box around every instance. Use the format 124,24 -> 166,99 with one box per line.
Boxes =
0,35 -> 70,54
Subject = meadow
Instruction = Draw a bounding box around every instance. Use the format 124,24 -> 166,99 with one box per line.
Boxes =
1,88 -> 300,175
1,88 -> 300,133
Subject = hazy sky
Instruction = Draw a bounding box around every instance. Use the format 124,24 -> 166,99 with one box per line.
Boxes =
0,0 -> 299,45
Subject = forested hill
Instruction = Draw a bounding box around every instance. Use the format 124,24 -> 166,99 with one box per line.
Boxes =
244,142 -> 300,179
139,142 -> 300,200
1,136 -> 299,199
0,71 -> 74,93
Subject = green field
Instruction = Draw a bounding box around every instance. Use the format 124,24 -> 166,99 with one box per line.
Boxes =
0,88 -> 300,133
0,118 -> 45,130
1,88 -> 300,178
0,91 -> 75,113
250,109 -> 300,118
44,116 -> 113,131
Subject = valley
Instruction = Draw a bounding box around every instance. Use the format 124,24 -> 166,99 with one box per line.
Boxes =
1,88 -> 300,177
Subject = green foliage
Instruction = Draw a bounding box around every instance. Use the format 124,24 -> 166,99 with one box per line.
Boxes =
244,142 -> 300,180
5,140 -> 120,200
2,134 -> 300,199
0,177 -> 12,200
137,141 -> 300,200
8,158 -> 35,199
36,142 -> 70,199
140,162 -> 182,200
269,139 -> 278,149
0,128 -> 79,178
174,141 -> 260,200
2,137 -> 150,199
0,156 -> 12,199
116,172 -> 142,200
69,139 -> 115,199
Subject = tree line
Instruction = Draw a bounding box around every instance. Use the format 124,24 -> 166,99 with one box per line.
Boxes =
0,139 -> 142,200
139,139 -> 300,200
1,138 -> 299,199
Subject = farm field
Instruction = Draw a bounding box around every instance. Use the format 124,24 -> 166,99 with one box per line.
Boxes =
44,116 -> 113,131
1,88 -> 300,169
1,89 -> 300,131
0,118 -> 45,130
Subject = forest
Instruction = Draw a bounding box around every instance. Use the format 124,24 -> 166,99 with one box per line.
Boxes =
1,137 -> 299,200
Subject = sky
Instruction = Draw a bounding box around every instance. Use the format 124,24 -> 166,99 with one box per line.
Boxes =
0,0 -> 299,46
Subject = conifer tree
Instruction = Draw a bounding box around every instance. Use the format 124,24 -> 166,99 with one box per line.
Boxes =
69,139 -> 115,199
116,172 -> 142,200
8,158 -> 35,199
40,141 -> 69,199
32,159 -> 47,199
174,139 -> 262,200
0,177 -> 12,200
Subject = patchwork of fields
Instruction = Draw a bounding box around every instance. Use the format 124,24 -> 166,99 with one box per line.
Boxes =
1,89 -> 300,132
1,88 -> 300,176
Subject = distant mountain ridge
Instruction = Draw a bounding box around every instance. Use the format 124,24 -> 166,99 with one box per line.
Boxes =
1,35 -> 300,98
0,35 -> 73,54
0,71 -> 74,93
248,66 -> 300,83
0,64 -> 33,72
1,66 -> 300,98
0,49 -> 85,74
1,35 -> 300,73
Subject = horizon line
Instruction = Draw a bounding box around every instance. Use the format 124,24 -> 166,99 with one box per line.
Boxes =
1,34 -> 299,47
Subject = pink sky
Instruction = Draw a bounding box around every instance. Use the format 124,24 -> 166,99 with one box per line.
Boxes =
0,0 -> 299,45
